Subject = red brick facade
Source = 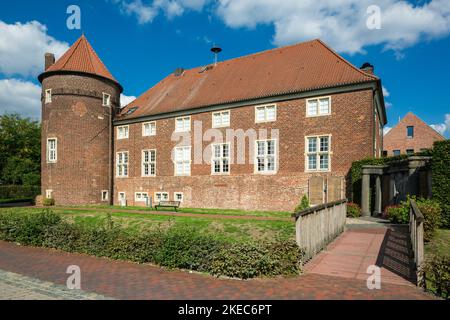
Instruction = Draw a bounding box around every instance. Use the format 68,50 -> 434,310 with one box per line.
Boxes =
39,36 -> 386,211
383,112 -> 444,156
114,90 -> 380,211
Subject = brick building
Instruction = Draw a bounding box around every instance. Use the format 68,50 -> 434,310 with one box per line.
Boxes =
39,35 -> 387,211
383,112 -> 445,157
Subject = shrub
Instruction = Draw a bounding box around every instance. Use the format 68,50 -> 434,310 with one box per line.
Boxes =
419,255 -> 450,299
294,195 -> 309,213
43,198 -> 55,206
0,210 -> 303,279
385,197 -> 442,242
0,185 -> 40,200
416,198 -> 443,242
386,204 -> 409,224
432,140 -> 450,229
346,202 -> 361,218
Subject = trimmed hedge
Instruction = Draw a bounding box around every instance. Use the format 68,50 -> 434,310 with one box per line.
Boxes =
432,140 -> 450,228
0,210 -> 303,279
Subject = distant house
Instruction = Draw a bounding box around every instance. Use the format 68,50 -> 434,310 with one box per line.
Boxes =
38,35 -> 387,211
383,112 -> 445,156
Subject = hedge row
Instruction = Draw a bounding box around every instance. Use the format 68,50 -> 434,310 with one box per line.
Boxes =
0,210 -> 303,279
432,140 -> 450,228
419,255 -> 450,299
0,185 -> 40,200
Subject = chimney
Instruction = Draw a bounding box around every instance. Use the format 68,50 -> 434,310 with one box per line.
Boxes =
45,53 -> 55,70
360,62 -> 374,74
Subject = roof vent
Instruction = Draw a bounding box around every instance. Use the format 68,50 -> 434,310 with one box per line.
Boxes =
125,107 -> 138,115
174,68 -> 184,76
360,62 -> 374,74
211,44 -> 222,66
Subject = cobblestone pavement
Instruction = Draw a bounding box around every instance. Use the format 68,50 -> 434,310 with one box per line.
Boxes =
0,240 -> 435,300
0,269 -> 112,300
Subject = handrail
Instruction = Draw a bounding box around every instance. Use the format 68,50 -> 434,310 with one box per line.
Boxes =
292,199 -> 347,218
409,199 -> 424,284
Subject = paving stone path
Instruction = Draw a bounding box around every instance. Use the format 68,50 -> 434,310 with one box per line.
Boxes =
0,269 -> 112,300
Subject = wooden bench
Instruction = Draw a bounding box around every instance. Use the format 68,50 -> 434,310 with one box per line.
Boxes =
155,201 -> 181,211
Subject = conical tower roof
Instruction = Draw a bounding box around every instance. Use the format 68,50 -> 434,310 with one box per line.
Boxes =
39,35 -> 121,89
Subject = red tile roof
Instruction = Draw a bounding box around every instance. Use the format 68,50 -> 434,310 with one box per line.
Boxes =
44,35 -> 119,84
120,39 -> 378,120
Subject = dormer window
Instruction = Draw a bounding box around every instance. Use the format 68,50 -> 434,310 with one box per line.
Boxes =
45,89 -> 52,104
102,93 -> 111,107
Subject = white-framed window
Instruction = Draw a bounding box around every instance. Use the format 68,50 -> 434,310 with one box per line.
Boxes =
306,97 -> 331,117
174,192 -> 183,202
174,146 -> 191,176
142,121 -> 156,136
45,89 -> 52,104
255,104 -> 276,123
212,110 -> 230,128
47,138 -> 57,163
142,149 -> 156,177
102,93 -> 111,107
255,139 -> 277,173
118,192 -> 126,201
211,143 -> 230,174
175,116 -> 191,132
117,125 -> 129,140
305,135 -> 331,171
116,151 -> 129,177
45,190 -> 53,199
155,192 -> 169,203
101,190 -> 109,202
135,192 -> 149,202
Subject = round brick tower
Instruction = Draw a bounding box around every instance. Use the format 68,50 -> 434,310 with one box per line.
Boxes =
38,35 -> 122,205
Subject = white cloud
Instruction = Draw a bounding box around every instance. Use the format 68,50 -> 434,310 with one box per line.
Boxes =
114,1 -> 450,56
0,79 -> 41,120
385,102 -> 393,109
431,113 -> 450,136
382,86 -> 390,97
121,94 -> 136,107
215,0 -> 450,55
383,126 -> 392,135
0,20 -> 69,77
118,0 -> 209,23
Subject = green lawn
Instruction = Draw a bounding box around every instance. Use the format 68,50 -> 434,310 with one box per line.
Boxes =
0,207 -> 295,243
64,204 -> 292,219
425,229 -> 450,257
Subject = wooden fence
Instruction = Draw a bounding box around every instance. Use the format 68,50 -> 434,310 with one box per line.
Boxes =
292,199 -> 347,261
409,199 -> 424,283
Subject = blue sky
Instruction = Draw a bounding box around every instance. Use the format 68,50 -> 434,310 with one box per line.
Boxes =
0,0 -> 449,137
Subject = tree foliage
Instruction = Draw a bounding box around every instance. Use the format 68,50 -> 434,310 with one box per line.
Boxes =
0,114 -> 41,185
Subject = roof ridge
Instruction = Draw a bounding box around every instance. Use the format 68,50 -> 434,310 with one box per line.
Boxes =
315,39 -> 379,80
188,39 -> 320,71
83,37 -> 97,75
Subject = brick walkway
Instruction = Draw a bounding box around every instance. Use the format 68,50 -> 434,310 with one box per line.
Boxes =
0,239 -> 434,300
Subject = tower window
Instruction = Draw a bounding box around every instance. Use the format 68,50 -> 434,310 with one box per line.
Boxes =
47,138 -> 57,163
101,190 -> 109,201
102,93 -> 111,107
45,89 -> 52,104
407,126 -> 414,138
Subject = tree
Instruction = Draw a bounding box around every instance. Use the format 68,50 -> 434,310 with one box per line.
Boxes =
0,113 -> 41,185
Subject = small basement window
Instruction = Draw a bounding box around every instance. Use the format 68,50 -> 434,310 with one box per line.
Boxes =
101,190 -> 109,201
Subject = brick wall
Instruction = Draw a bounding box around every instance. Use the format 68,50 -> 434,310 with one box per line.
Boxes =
41,74 -> 121,205
383,112 -> 445,156
114,89 -> 376,211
